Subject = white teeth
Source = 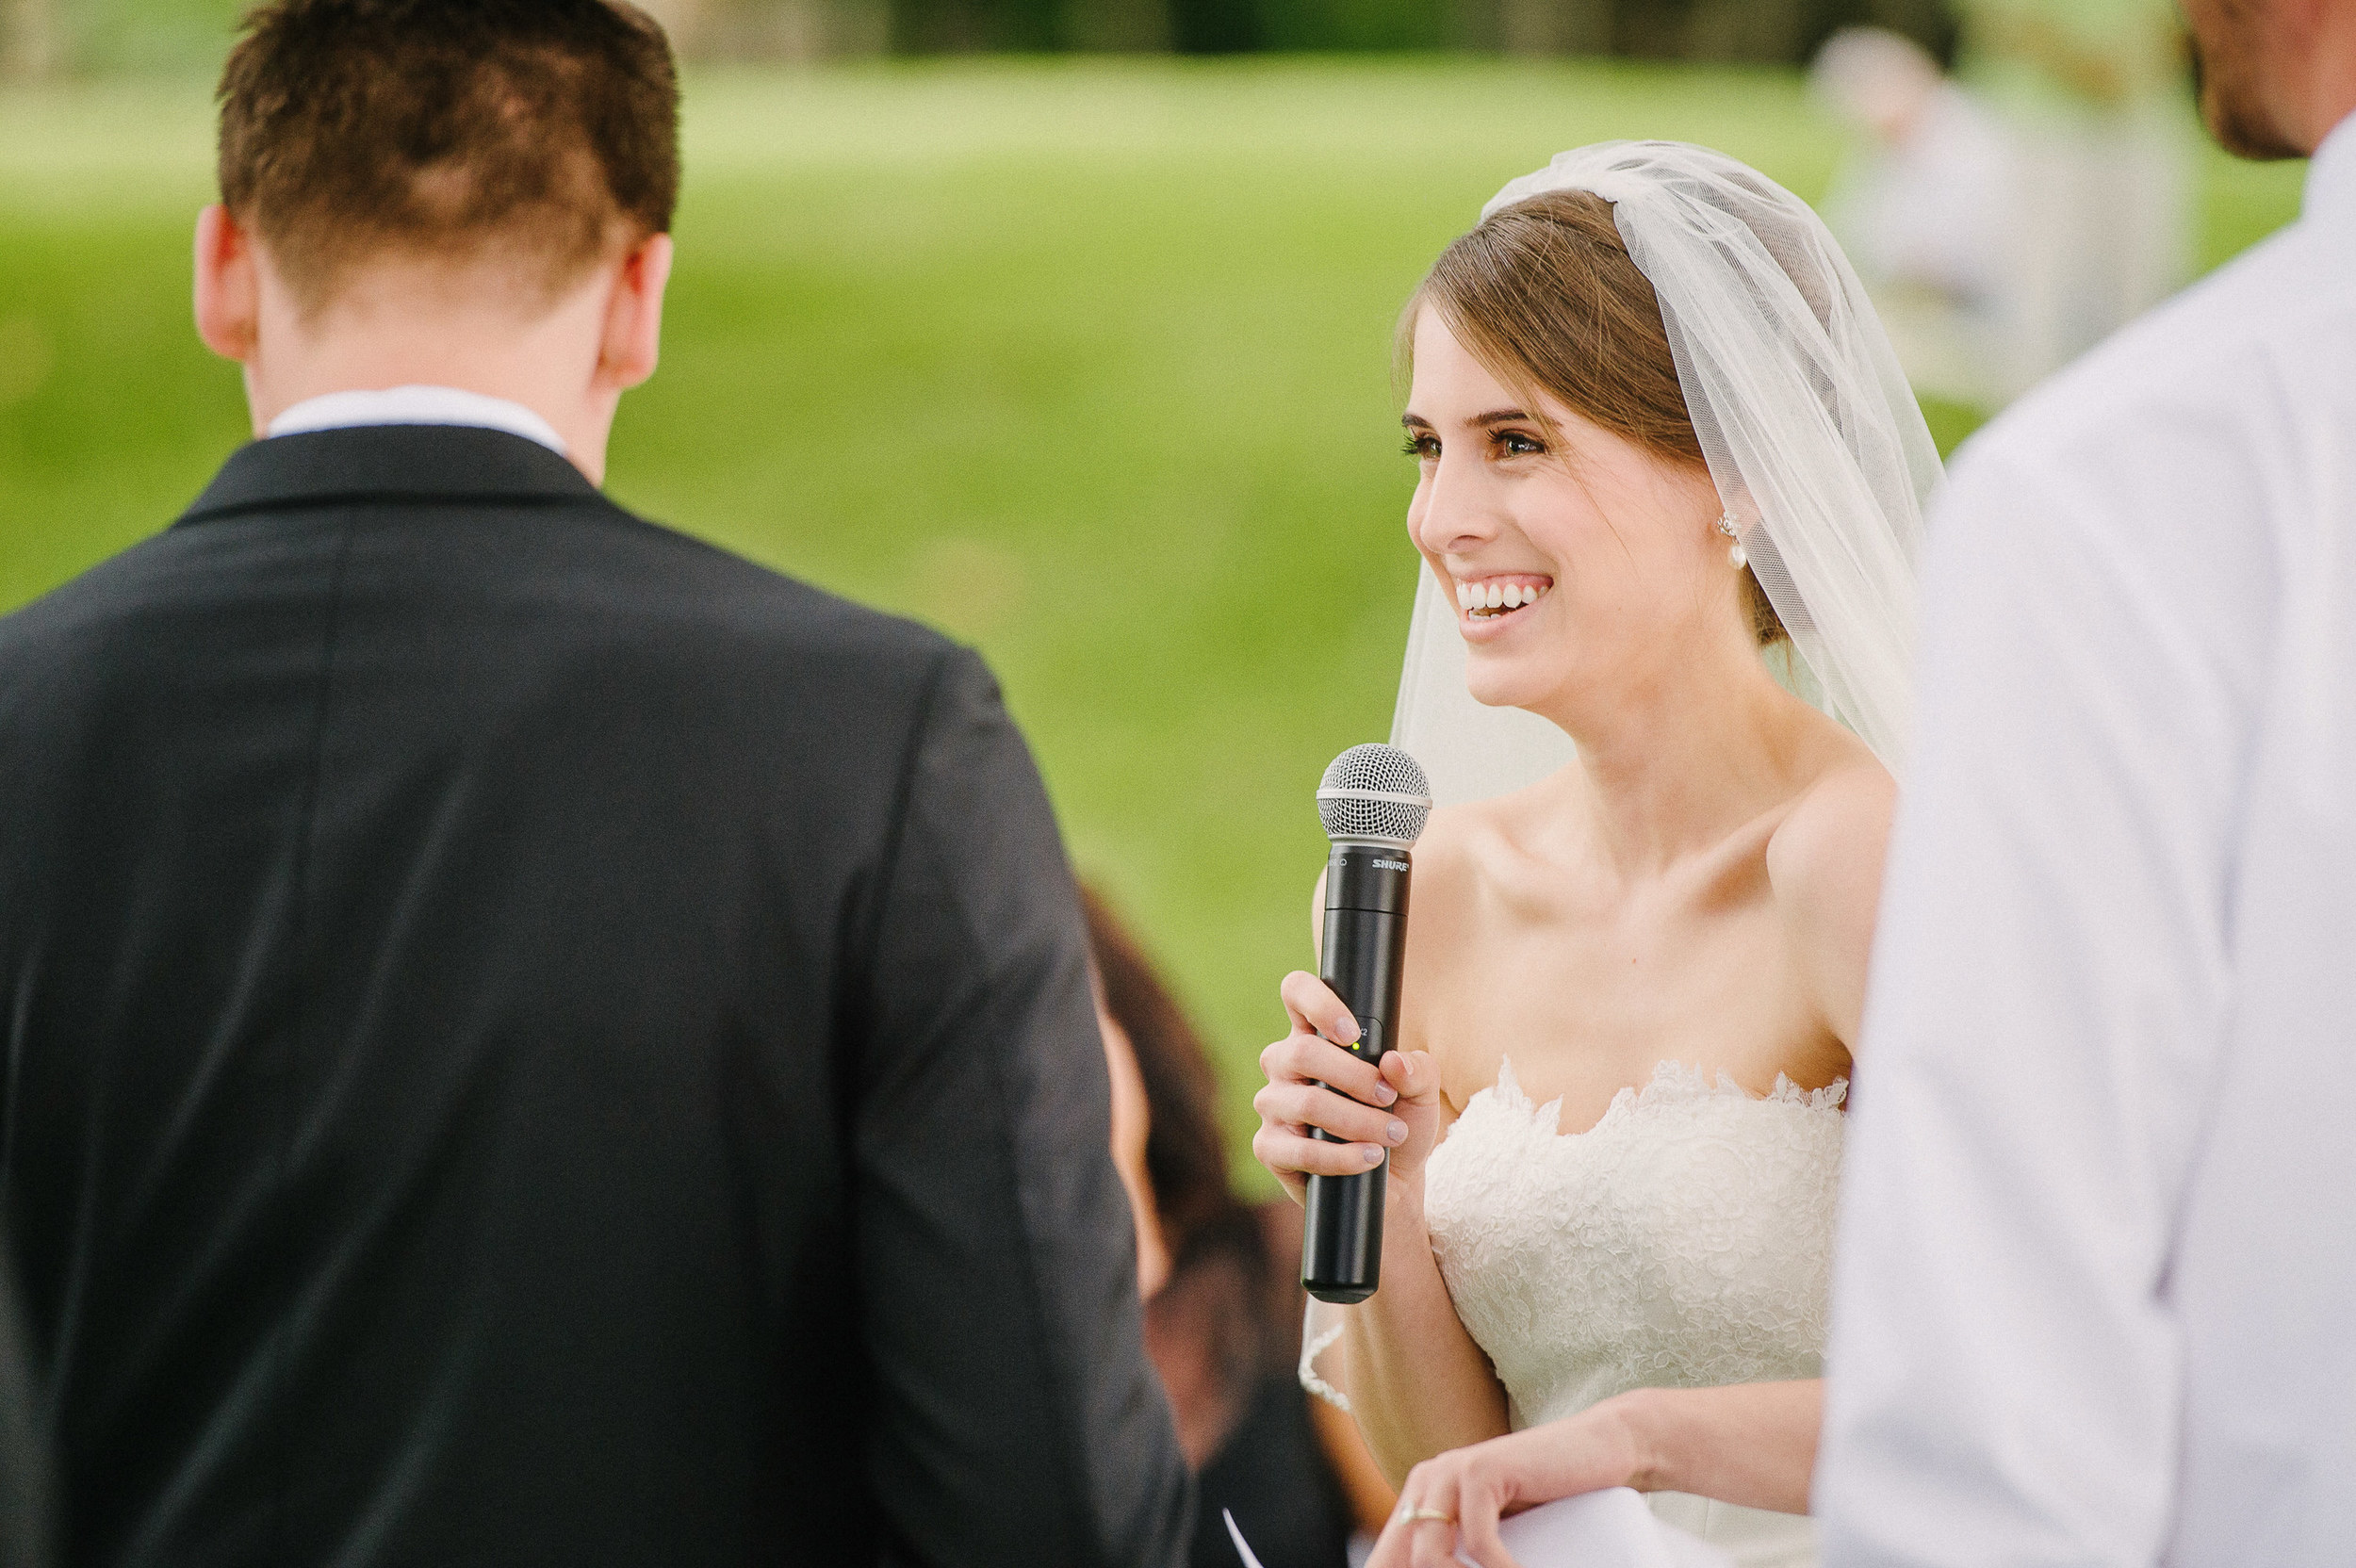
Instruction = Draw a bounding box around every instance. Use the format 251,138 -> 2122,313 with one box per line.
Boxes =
1459,579 -> 1552,615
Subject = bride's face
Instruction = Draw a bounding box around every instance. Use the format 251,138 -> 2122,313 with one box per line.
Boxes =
1401,309 -> 1730,718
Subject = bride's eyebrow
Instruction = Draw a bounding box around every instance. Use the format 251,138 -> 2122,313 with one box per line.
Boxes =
1399,410 -> 1535,432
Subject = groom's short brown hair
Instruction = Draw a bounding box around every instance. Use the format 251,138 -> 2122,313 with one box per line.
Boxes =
217,0 -> 679,315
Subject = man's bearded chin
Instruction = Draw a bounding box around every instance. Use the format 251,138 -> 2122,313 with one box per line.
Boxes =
2188,10 -> 2306,160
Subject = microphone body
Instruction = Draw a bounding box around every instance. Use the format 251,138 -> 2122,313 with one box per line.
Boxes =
1301,841 -> 1413,1304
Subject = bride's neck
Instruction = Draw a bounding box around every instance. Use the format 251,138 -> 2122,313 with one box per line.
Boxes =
1534,642 -> 1817,874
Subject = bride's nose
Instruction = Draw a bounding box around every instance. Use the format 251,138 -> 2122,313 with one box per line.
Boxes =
1411,453 -> 1502,558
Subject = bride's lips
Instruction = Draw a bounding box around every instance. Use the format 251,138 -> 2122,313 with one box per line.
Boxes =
1454,574 -> 1554,644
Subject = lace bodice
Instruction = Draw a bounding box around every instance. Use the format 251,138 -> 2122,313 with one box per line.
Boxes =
1425,1059 -> 1846,1431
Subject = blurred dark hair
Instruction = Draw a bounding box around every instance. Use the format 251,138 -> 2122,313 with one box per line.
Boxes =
1081,883 -> 1284,1469
216,0 -> 679,314
1078,883 -> 1251,1262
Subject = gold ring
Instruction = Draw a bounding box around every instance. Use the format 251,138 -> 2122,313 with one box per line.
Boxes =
1400,1506 -> 1456,1525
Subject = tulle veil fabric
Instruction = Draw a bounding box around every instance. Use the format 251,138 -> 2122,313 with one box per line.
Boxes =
1301,141 -> 1939,1408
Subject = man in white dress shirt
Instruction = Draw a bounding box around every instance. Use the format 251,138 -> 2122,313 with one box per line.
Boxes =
1818,1 -> 2356,1563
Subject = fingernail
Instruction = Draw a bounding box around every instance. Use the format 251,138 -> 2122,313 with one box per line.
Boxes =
1376,1083 -> 1399,1105
1363,1145 -> 1384,1166
1386,1119 -> 1408,1144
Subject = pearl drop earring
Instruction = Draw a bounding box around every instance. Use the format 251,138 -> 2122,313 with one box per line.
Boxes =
1717,513 -> 1747,570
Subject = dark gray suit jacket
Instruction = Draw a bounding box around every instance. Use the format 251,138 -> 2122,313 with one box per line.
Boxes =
0,426 -> 1188,1567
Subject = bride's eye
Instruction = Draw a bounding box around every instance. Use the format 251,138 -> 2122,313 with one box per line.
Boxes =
1495,430 -> 1546,457
1402,434 -> 1440,460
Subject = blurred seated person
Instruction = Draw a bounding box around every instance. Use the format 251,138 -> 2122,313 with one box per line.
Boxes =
1081,887 -> 1395,1566
1812,25 -> 2019,406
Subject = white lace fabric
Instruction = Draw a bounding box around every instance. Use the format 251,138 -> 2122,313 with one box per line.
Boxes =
1424,1059 -> 1846,1431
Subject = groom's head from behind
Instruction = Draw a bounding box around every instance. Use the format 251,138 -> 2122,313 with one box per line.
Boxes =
197,0 -> 679,482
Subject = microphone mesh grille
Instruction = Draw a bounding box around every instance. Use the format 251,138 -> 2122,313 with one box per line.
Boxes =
1317,743 -> 1432,845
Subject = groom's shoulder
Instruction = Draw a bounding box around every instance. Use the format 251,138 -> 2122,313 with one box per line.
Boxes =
1964,217 -> 2353,481
561,499 -> 985,712
0,483 -> 973,730
606,505 -> 948,651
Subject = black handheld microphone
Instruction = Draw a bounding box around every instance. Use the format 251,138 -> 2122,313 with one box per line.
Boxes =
1301,743 -> 1432,1306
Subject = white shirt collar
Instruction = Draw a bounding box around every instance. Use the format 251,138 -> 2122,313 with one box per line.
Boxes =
2305,110 -> 2356,234
266,385 -> 568,456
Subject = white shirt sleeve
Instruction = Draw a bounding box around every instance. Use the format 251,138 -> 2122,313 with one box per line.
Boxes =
1815,400 -> 2278,1564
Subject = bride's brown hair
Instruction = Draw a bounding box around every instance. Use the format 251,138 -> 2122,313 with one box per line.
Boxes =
1408,189 -> 1787,646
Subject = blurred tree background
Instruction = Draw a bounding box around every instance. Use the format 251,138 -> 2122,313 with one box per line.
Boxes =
0,1 -> 2308,1190
7,0 -> 1966,74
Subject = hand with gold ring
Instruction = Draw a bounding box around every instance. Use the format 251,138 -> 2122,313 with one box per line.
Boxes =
1364,1402 -> 1644,1568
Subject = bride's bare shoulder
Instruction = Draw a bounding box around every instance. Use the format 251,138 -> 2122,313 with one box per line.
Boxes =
1764,757 -> 1895,932
1409,793 -> 1519,886
1399,790 -> 1560,947
1410,798 -> 1481,863
1306,797 -> 1502,948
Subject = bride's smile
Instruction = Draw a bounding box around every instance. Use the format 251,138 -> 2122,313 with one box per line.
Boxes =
1449,575 -> 1552,623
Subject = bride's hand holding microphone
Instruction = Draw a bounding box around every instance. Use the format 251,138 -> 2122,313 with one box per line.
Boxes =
1252,741 -> 1511,1490
1260,741 -> 1438,1305
1252,971 -> 1443,1202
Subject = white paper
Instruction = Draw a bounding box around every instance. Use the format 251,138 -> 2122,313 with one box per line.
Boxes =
1476,1490 -> 1735,1567
1224,1491 -> 1734,1568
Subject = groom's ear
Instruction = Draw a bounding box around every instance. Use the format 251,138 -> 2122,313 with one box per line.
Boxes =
593,231 -> 675,396
193,204 -> 260,365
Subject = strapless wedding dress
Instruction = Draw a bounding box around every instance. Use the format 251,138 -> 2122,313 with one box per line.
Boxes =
1424,1059 -> 1845,1568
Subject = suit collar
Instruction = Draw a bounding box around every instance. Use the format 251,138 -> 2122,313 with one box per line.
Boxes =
179,424 -> 601,524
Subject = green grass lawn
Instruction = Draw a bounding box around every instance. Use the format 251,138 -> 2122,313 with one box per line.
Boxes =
0,58 -> 2308,1191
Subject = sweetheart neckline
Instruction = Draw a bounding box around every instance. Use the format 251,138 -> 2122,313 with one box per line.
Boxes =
1462,1055 -> 1849,1144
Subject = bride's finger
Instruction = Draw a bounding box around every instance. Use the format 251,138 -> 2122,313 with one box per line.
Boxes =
1453,1492 -> 1524,1568
1364,1492 -> 1435,1568
1256,1156 -> 1306,1203
1407,1515 -> 1461,1568
1381,1049 -> 1442,1103
1255,1079 -> 1408,1148
1252,1123 -> 1386,1179
1380,1465 -> 1465,1568
1263,1032 -> 1397,1107
1278,970 -> 1360,1043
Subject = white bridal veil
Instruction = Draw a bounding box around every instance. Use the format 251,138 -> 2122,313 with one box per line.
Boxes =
1303,141 -> 1940,1407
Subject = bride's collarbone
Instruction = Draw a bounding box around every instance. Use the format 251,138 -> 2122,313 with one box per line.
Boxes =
1416,793 -> 1784,923
1410,841 -> 1790,994
1404,897 -> 1836,1129
1399,800 -> 1849,1123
